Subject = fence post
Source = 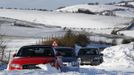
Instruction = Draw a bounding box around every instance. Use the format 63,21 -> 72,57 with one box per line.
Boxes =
8,50 -> 11,63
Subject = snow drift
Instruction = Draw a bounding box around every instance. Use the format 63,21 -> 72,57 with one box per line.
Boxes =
36,64 -> 60,73
100,42 -> 134,71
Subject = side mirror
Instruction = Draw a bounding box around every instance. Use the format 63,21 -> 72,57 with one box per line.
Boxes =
13,53 -> 17,57
100,53 -> 103,56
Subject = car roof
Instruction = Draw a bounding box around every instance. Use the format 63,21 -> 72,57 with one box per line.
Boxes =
80,47 -> 99,50
54,47 -> 75,51
21,45 -> 52,48
54,47 -> 73,49
87,44 -> 111,48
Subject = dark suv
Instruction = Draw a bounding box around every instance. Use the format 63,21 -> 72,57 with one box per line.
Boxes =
7,45 -> 61,70
78,47 -> 103,65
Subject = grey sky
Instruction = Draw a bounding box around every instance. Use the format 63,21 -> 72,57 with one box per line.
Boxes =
0,0 -> 127,10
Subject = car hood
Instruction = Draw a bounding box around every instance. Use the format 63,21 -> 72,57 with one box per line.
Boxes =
62,57 -> 76,62
10,57 -> 55,65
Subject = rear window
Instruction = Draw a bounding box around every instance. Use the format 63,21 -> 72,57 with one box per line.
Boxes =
78,48 -> 98,55
55,48 -> 75,57
16,46 -> 55,57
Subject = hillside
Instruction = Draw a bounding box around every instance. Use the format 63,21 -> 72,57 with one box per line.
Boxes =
56,2 -> 134,36
0,9 -> 132,34
118,30 -> 134,37
57,4 -> 134,18
0,17 -> 64,38
115,1 -> 134,8
0,0 -> 126,10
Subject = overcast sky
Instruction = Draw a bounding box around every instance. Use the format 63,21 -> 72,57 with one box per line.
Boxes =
0,0 -> 127,10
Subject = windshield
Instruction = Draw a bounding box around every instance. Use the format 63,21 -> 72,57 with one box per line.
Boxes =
55,48 -> 75,57
78,48 -> 98,55
16,46 -> 55,57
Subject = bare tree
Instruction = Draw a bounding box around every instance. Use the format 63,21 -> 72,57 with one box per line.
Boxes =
0,24 -> 6,61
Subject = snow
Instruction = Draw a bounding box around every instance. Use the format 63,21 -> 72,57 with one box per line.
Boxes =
115,1 -> 134,7
57,4 -> 128,13
118,30 -> 134,37
97,43 -> 134,72
0,18 -> 65,55
5,38 -> 39,50
57,4 -> 134,18
0,9 -> 132,29
129,2 -> 134,6
0,23 -> 64,38
115,10 -> 134,18
0,70 -> 81,75
0,67 -> 134,75
0,0 -> 126,10
36,64 -> 60,73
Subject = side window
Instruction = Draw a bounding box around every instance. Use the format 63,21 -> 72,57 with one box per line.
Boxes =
35,48 -> 44,53
56,48 -> 75,57
87,50 -> 96,55
78,48 -> 98,55
78,49 -> 84,55
44,48 -> 55,57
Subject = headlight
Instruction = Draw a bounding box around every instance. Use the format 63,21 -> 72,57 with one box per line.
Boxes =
11,64 -> 22,69
77,58 -> 81,63
63,62 -> 72,66
71,61 -> 79,66
94,57 -> 100,60
63,61 -> 79,67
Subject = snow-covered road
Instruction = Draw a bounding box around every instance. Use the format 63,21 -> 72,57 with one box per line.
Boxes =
0,66 -> 134,75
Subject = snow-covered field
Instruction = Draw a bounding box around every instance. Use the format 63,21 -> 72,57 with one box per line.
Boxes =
115,1 -> 134,7
0,8 -> 132,34
0,22 -> 64,38
0,9 -> 131,29
57,4 -> 134,18
57,4 -> 129,13
118,30 -> 134,37
0,0 -> 126,10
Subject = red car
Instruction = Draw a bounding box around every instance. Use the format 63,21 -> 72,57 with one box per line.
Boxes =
7,45 -> 61,70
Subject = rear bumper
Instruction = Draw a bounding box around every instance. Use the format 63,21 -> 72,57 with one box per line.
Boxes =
81,59 -> 103,65
60,66 -> 79,72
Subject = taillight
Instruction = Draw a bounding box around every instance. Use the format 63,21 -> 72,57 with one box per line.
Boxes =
10,64 -> 22,70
